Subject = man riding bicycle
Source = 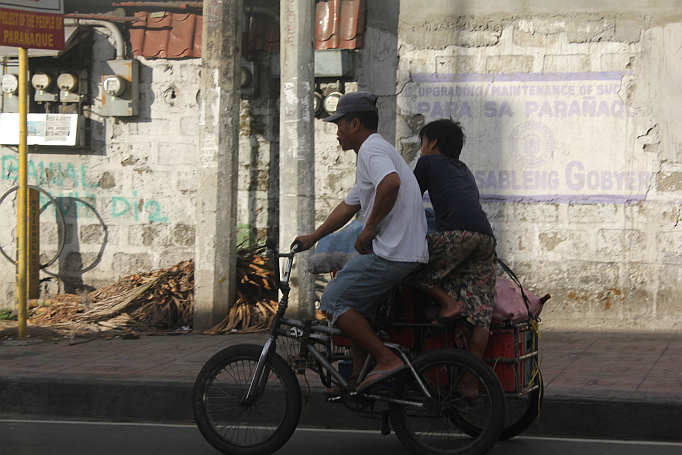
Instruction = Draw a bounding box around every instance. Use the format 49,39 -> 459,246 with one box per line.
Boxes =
293,91 -> 429,393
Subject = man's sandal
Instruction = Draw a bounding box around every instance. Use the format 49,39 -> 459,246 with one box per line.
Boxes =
355,366 -> 408,394
324,375 -> 359,398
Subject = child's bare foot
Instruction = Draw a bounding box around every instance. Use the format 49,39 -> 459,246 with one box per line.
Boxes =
438,300 -> 463,319
426,286 -> 464,320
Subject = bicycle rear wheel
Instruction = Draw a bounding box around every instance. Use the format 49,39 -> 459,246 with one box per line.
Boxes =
389,348 -> 505,455
192,344 -> 302,455
499,371 -> 543,440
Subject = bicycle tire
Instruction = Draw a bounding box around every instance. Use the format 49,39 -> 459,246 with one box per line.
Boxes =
192,344 -> 302,455
499,371 -> 543,440
389,348 -> 505,455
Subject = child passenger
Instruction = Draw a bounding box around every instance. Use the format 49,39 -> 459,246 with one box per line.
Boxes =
409,118 -> 497,396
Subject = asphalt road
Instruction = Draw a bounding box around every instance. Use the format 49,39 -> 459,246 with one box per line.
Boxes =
2,420 -> 682,455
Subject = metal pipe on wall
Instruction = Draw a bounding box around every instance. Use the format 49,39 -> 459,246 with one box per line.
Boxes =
64,18 -> 125,59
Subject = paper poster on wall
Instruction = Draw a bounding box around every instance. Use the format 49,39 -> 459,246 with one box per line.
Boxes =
0,113 -> 79,145
399,72 -> 652,204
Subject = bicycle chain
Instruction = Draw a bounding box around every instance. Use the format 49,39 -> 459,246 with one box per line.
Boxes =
341,393 -> 374,414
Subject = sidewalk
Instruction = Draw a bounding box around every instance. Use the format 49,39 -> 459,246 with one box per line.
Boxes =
1,328 -> 680,442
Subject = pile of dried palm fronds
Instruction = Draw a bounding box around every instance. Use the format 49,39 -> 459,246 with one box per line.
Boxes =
28,260 -> 195,335
29,293 -> 91,325
204,242 -> 278,334
82,260 -> 194,328
27,241 -> 278,336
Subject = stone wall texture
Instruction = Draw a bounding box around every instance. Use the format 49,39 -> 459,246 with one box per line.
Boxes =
395,1 -> 682,330
1,0 -> 682,330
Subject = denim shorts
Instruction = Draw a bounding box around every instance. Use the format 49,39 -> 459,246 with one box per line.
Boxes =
320,252 -> 421,326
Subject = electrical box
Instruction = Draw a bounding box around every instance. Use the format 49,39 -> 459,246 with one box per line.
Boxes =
31,68 -> 60,104
58,72 -> 83,103
99,59 -> 139,117
1,71 -> 20,113
270,50 -> 352,77
241,61 -> 259,97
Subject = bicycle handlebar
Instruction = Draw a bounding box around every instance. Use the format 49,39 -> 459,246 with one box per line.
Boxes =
266,238 -> 303,290
265,237 -> 278,251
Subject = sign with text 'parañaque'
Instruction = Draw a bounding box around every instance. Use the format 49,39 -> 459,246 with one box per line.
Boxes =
0,0 -> 64,50
399,72 -> 651,204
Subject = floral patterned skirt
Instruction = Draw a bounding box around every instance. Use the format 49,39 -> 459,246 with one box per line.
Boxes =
409,230 -> 497,329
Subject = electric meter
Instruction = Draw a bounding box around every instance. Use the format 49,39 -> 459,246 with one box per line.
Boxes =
314,92 -> 323,115
323,92 -> 342,115
103,75 -> 127,97
57,73 -> 79,92
2,74 -> 19,95
241,66 -> 252,89
31,73 -> 54,91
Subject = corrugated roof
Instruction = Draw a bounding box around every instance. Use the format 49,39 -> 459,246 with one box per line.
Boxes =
129,0 -> 365,59
247,14 -> 280,52
130,11 -> 201,58
316,0 -> 365,50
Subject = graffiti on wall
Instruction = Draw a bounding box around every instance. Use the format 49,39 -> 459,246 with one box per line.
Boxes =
400,71 -> 654,204
1,155 -> 169,222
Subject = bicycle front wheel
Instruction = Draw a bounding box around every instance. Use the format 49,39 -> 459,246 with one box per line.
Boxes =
390,348 -> 505,455
192,344 -> 302,455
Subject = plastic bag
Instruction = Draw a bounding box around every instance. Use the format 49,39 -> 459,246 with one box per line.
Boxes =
307,251 -> 359,274
492,276 -> 545,325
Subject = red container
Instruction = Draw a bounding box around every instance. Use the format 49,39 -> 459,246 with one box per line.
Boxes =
388,285 -> 421,349
483,329 -> 525,392
332,334 -> 351,347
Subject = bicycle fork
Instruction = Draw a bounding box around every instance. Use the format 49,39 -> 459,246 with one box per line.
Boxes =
242,338 -> 275,405
244,290 -> 288,405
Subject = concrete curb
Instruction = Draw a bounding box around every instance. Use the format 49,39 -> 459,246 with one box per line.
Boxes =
2,376 -> 680,442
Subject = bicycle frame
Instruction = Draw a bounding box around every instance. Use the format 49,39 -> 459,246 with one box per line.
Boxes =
245,239 -> 432,407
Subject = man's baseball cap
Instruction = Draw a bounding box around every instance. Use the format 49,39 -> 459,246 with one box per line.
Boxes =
323,91 -> 378,123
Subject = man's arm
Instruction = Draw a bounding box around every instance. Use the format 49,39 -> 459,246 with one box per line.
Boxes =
355,172 -> 401,254
293,200 -> 360,251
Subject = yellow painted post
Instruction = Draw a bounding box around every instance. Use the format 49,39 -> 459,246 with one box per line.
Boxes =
16,47 -> 28,340
28,188 -> 40,299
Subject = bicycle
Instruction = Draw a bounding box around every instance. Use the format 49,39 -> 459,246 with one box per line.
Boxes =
192,239 -> 506,455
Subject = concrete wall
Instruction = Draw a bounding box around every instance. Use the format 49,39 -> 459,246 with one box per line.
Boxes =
2,1 -> 682,331
0,30 -> 202,299
395,1 -> 682,330
0,17 -> 362,302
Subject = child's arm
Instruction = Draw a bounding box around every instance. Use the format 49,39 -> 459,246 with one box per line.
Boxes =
413,156 -> 429,196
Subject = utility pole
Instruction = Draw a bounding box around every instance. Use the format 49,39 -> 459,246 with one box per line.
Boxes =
194,0 -> 242,331
280,0 -> 316,318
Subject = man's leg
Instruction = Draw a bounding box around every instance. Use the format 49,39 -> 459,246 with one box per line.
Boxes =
349,340 -> 368,377
335,308 -> 404,387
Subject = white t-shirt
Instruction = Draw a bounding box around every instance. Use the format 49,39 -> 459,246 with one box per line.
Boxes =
345,133 -> 429,263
